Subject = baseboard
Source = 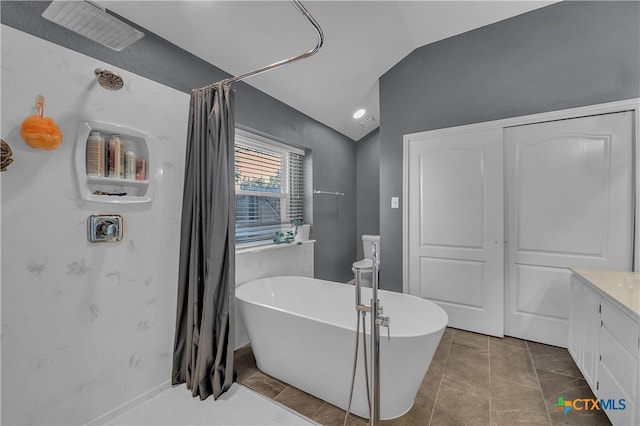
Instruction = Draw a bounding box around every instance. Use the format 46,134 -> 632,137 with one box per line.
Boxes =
84,380 -> 171,426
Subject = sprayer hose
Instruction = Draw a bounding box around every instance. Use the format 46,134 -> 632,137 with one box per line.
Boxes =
344,311 -> 372,425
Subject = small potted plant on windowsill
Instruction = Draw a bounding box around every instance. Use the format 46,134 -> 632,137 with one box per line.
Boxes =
273,219 -> 300,244
273,229 -> 294,244
273,218 -> 310,245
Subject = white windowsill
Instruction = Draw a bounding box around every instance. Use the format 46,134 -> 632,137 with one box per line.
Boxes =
236,239 -> 316,255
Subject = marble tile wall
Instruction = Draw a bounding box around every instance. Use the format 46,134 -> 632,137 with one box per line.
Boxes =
1,26 -> 189,425
1,25 -> 319,426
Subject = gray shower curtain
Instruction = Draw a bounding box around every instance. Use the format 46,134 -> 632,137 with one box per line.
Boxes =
172,82 -> 236,400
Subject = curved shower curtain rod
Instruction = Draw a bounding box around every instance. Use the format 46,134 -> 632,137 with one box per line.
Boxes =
198,0 -> 324,90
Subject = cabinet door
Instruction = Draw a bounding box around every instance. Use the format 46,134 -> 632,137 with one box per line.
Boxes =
581,284 -> 600,388
568,276 -> 583,362
599,299 -> 639,425
597,361 -> 637,426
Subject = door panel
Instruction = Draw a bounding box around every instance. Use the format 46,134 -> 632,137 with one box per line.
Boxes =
515,265 -> 571,319
516,134 -> 610,256
407,128 -> 504,336
419,258 -> 485,308
418,148 -> 485,249
505,112 -> 633,346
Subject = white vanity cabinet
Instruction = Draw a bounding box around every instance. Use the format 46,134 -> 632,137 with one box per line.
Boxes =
569,269 -> 640,426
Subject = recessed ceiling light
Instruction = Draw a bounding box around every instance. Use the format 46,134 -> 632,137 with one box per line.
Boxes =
353,109 -> 366,119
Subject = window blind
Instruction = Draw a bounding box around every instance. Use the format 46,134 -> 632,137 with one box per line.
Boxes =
235,132 -> 305,245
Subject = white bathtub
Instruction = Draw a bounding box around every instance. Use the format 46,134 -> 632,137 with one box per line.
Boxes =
235,276 -> 448,420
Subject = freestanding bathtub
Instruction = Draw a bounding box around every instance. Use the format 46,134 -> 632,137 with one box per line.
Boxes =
235,276 -> 448,420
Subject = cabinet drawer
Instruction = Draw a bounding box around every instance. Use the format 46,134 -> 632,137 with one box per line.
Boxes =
600,327 -> 638,396
601,299 -> 639,356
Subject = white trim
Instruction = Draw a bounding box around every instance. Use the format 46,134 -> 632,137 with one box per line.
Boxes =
635,105 -> 640,272
236,239 -> 316,255
404,98 -> 640,141
235,189 -> 288,199
402,137 -> 410,294
403,97 -> 640,293
84,380 -> 171,426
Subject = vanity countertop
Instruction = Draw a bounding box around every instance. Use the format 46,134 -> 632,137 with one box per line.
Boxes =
571,268 -> 640,319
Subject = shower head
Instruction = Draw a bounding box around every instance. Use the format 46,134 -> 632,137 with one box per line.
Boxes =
42,1 -> 144,51
95,69 -> 124,91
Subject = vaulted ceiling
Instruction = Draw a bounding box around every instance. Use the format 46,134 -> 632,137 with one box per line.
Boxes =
99,1 -> 556,141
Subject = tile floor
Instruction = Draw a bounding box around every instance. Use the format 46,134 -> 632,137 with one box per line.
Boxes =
235,327 -> 612,426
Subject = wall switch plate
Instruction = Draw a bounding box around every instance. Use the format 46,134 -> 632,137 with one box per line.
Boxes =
391,197 -> 399,208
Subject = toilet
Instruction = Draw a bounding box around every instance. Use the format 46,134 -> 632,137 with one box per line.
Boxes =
352,234 -> 380,287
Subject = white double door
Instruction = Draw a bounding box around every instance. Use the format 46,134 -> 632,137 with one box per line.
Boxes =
406,111 -> 634,345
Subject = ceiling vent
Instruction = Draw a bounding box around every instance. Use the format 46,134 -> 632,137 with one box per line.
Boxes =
360,114 -> 377,128
42,1 -> 144,51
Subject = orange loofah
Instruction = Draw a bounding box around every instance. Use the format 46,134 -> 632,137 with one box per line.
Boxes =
20,95 -> 63,150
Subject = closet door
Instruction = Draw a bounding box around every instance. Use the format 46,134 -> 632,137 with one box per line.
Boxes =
406,127 -> 504,336
504,111 -> 633,346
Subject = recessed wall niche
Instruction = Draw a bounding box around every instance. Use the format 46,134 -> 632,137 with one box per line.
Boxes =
75,121 -> 155,204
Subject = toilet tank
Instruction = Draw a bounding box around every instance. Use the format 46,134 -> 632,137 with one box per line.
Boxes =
362,235 -> 380,260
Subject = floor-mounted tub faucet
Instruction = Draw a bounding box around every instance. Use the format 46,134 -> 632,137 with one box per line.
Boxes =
352,242 -> 389,425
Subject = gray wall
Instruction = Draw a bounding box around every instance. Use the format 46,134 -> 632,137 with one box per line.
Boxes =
356,128 -> 380,260
379,1 -> 640,292
1,0 -> 358,282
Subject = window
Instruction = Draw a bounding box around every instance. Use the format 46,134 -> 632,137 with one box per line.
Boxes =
235,129 -> 305,245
